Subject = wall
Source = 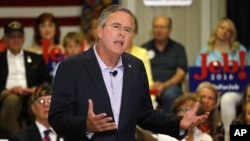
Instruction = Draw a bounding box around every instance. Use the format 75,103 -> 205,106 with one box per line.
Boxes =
0,0 -> 226,65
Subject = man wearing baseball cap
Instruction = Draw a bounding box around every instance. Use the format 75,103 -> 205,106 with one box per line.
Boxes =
0,20 -> 24,53
0,20 -> 51,133
4,20 -> 24,35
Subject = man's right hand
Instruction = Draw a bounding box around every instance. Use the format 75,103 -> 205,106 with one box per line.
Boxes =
6,86 -> 23,95
86,99 -> 117,132
6,86 -> 33,95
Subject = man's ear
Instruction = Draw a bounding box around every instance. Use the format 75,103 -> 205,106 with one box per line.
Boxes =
31,103 -> 36,115
97,25 -> 102,39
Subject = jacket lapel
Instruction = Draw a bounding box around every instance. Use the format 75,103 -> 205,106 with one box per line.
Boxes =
31,124 -> 44,141
85,48 -> 114,118
118,54 -> 134,130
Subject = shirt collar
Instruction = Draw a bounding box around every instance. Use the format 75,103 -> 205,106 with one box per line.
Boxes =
7,49 -> 23,57
93,44 -> 123,71
35,121 -> 56,135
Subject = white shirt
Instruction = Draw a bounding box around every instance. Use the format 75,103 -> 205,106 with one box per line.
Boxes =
35,121 -> 59,141
6,49 -> 27,89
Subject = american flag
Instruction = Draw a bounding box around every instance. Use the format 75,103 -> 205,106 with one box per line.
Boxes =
0,0 -> 83,27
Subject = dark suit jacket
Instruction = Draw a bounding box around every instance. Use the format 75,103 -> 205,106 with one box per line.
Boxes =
12,123 -> 64,141
0,50 -> 51,92
49,47 -> 183,141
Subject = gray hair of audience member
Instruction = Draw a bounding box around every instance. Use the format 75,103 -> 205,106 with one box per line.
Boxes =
196,81 -> 219,103
98,4 -> 135,30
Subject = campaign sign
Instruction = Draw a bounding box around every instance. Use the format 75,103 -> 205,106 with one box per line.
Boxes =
189,51 -> 250,93
189,66 -> 250,93
230,125 -> 250,141
189,65 -> 250,93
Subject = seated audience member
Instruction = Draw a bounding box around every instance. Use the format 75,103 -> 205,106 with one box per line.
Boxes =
232,102 -> 250,125
231,83 -> 250,125
157,94 -> 213,141
194,18 -> 248,141
196,81 -> 224,141
63,32 -> 83,57
12,82 -> 64,141
194,18 -> 247,66
0,20 -> 51,133
141,15 -> 188,113
25,12 -> 65,75
125,16 -> 153,89
52,31 -> 83,79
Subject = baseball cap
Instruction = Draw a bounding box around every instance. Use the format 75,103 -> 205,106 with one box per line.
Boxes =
4,20 -> 24,35
33,82 -> 52,101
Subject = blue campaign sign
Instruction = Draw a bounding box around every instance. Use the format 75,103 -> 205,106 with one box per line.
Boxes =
189,66 -> 250,93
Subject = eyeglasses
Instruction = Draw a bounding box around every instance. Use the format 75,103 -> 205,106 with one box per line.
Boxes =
36,98 -> 51,105
178,108 -> 191,113
199,96 -> 215,102
104,23 -> 133,35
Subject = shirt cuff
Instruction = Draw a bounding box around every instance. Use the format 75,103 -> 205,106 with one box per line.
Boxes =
179,129 -> 186,136
86,131 -> 94,139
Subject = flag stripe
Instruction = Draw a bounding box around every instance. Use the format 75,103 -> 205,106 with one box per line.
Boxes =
0,6 -> 82,18
0,17 -> 81,27
0,0 -> 82,7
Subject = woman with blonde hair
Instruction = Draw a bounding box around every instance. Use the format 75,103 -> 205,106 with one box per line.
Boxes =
195,18 -> 247,66
194,18 -> 248,141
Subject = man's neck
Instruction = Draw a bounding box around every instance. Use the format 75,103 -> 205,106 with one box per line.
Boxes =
155,39 -> 168,52
8,49 -> 22,56
38,120 -> 51,129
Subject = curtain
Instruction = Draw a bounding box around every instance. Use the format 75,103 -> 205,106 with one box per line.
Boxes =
227,0 -> 250,51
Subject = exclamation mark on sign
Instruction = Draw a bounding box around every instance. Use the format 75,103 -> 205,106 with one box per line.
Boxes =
238,51 -> 246,79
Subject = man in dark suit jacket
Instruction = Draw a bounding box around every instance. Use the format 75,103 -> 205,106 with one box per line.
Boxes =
0,20 -> 51,133
49,5 -> 208,141
12,83 -> 64,141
